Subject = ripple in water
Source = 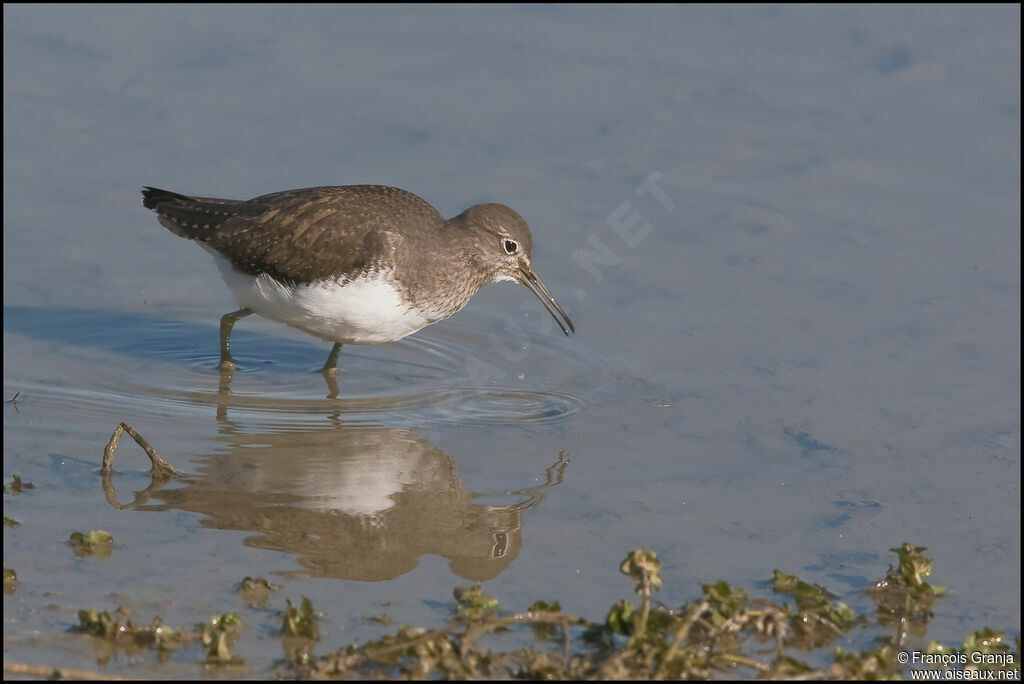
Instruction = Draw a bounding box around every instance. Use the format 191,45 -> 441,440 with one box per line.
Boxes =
7,307 -> 598,429
126,313 -> 592,427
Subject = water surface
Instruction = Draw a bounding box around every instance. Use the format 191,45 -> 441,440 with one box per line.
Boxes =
4,4 -> 1019,676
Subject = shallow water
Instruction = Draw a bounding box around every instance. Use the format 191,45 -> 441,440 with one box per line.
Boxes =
4,4 -> 1020,677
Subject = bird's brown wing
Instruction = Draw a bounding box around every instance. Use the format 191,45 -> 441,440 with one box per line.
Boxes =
142,185 -> 442,284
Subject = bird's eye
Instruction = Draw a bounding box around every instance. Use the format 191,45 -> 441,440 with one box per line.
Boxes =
503,239 -> 518,255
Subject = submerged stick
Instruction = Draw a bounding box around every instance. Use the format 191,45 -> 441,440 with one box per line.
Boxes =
101,423 -> 176,478
4,661 -> 134,680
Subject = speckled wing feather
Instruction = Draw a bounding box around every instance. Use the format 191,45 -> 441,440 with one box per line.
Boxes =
142,185 -> 444,284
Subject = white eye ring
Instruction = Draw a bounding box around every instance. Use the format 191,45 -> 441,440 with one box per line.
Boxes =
503,239 -> 518,255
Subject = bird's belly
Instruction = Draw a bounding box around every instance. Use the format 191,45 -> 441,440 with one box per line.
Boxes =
211,256 -> 438,344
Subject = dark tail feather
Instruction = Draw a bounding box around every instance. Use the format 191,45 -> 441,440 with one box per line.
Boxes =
141,186 -> 195,211
141,186 -> 256,241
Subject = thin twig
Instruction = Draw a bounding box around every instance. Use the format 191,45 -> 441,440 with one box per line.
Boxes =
4,661 -> 135,680
366,611 -> 586,660
562,617 -> 571,665
654,600 -> 709,680
711,651 -> 771,673
101,423 -> 176,477
789,664 -> 846,680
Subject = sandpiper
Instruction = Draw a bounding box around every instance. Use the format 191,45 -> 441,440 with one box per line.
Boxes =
141,185 -> 574,372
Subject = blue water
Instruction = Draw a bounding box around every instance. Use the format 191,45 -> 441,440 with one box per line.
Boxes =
4,4 -> 1019,676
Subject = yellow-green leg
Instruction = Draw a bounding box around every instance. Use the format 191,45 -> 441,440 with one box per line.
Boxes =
218,308 -> 253,370
322,342 -> 343,374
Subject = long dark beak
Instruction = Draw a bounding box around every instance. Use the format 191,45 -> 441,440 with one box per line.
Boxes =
519,264 -> 575,336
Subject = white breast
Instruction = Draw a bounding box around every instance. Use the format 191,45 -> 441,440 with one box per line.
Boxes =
207,251 -> 438,345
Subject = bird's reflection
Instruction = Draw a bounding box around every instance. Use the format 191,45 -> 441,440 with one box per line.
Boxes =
102,387 -> 569,582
